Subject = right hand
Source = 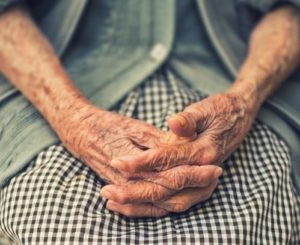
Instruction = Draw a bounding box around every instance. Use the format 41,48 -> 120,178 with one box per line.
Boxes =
55,103 -> 166,184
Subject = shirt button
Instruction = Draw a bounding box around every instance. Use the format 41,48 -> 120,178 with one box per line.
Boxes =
150,43 -> 168,62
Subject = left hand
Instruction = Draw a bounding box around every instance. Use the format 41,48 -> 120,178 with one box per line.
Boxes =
111,91 -> 257,172
101,91 -> 256,217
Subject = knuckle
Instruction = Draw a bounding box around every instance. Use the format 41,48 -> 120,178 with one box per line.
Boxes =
148,149 -> 165,170
154,144 -> 194,171
190,144 -> 202,163
173,144 -> 194,165
202,144 -> 219,164
121,172 -> 133,182
188,167 -> 203,186
173,177 -> 184,191
173,166 -> 199,189
168,171 -> 185,190
129,128 -> 158,146
153,149 -> 176,171
144,184 -> 166,202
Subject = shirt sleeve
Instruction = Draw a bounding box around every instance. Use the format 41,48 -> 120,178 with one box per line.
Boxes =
238,0 -> 300,13
0,0 -> 23,13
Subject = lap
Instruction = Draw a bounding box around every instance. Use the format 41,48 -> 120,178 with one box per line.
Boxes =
1,69 -> 299,244
1,122 -> 299,244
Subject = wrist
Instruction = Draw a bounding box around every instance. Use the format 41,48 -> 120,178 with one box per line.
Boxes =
48,96 -> 103,133
227,80 -> 262,115
52,100 -> 109,149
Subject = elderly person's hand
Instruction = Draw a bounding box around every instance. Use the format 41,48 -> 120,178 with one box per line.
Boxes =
101,91 -> 253,217
100,162 -> 222,217
0,5 -> 222,218
58,103 -> 222,218
57,102 -> 165,184
101,90 -> 256,217
110,91 -> 256,172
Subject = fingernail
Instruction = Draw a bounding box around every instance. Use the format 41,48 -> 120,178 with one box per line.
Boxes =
176,115 -> 187,127
111,159 -> 123,168
100,187 -> 113,199
214,167 -> 223,178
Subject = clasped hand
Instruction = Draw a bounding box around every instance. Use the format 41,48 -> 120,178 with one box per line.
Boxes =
59,92 -> 255,217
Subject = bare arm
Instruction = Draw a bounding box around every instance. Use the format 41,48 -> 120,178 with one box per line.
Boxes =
0,6 -> 165,185
230,4 -> 300,110
0,6 -> 223,217
103,5 -> 300,217
112,5 -> 300,172
0,6 -> 89,130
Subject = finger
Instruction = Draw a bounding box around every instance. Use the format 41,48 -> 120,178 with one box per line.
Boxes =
111,138 -> 215,172
100,181 -> 175,204
155,180 -> 218,213
82,153 -> 129,185
106,200 -> 169,218
145,165 -> 223,190
100,165 -> 222,203
111,144 -> 195,172
129,123 -> 165,149
168,105 -> 207,138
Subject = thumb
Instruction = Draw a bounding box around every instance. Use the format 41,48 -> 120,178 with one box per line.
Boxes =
167,106 -> 206,138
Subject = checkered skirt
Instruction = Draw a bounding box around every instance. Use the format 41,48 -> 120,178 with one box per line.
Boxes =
1,68 -> 299,244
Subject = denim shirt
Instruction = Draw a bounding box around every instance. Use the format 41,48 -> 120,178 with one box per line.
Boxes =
0,0 -> 300,192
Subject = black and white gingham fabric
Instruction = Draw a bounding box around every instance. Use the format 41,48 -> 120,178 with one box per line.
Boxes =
0,68 -> 299,244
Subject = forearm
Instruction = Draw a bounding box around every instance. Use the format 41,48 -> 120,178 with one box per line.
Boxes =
229,5 -> 300,111
0,6 -> 95,131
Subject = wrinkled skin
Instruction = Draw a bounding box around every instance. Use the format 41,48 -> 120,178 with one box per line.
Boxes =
57,103 -> 222,217
1,5 -> 300,218
0,7 -> 221,218
103,91 -> 257,217
57,103 -> 165,184
110,92 -> 256,172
